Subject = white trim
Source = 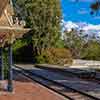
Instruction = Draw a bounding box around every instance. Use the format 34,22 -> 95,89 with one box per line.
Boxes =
0,26 -> 30,31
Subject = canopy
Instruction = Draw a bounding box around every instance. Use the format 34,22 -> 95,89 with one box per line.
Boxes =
0,0 -> 30,47
0,0 -> 8,17
0,26 -> 30,46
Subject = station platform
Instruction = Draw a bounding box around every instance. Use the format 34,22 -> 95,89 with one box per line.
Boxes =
0,71 -> 65,100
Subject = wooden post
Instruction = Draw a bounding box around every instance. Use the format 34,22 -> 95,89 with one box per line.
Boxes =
7,45 -> 13,92
0,47 -> 3,80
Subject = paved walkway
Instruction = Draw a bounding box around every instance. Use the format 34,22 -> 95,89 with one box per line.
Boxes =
0,70 -> 66,100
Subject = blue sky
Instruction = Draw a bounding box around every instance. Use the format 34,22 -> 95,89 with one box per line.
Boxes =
61,0 -> 100,25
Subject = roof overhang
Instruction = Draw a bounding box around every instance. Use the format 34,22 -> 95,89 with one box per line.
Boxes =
0,0 -> 9,17
0,26 -> 30,47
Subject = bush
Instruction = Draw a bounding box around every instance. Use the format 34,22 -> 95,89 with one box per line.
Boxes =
81,41 -> 100,60
3,52 -> 8,79
13,40 -> 33,63
35,48 -> 73,65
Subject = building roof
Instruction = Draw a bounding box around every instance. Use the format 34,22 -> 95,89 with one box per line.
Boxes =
0,0 -> 8,17
0,0 -> 30,47
0,26 -> 30,46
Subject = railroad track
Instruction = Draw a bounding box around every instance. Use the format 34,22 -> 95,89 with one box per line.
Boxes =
34,65 -> 100,84
14,65 -> 100,100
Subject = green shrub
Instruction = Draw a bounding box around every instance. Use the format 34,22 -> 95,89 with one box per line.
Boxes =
35,48 -> 73,65
3,53 -> 8,79
81,41 -> 100,60
13,40 -> 33,63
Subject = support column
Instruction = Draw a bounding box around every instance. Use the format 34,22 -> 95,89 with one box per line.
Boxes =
0,47 -> 3,80
7,45 -> 13,92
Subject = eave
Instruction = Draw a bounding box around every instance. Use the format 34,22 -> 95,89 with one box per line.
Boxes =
0,26 -> 30,47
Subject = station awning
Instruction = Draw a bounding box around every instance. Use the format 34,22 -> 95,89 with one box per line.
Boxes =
0,26 -> 30,47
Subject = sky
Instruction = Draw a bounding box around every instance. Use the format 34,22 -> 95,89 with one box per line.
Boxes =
61,0 -> 100,25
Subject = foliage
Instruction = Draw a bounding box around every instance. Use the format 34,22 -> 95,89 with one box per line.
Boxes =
12,0 -> 100,63
63,29 -> 100,60
13,40 -> 27,54
55,39 -> 64,48
35,48 -> 72,65
64,29 -> 86,58
15,0 -> 62,56
13,41 -> 33,63
81,40 -> 100,60
90,1 -> 100,15
12,31 -> 34,63
2,48 -> 9,79
3,51 -> 8,79
75,0 -> 100,15
11,0 -> 66,64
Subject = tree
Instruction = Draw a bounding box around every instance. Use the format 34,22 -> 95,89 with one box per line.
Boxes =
64,29 -> 86,58
82,40 -> 100,60
75,0 -> 100,15
14,0 -> 62,56
63,28 -> 100,60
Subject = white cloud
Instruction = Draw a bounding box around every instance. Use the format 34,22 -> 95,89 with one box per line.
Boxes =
61,20 -> 78,32
65,21 -> 78,28
61,20 -> 100,40
62,20 -> 100,31
83,24 -> 100,31
61,20 -> 100,38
